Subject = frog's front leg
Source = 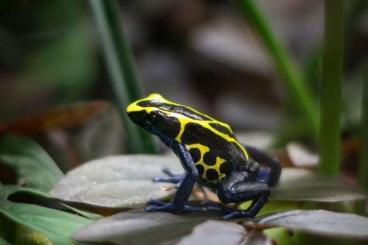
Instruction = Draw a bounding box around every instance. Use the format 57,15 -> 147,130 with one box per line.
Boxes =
146,171 -> 197,213
146,142 -> 199,214
152,168 -> 185,186
151,136 -> 195,186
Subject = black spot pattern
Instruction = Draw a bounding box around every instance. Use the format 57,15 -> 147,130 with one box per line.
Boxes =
196,164 -> 204,176
180,123 -> 248,165
206,169 -> 219,181
209,123 -> 233,136
219,161 -> 233,175
189,148 -> 201,162
203,152 -> 216,165
181,123 -> 221,145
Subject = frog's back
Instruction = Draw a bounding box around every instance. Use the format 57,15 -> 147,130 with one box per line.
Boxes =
130,94 -> 250,184
147,97 -> 249,184
178,121 -> 249,184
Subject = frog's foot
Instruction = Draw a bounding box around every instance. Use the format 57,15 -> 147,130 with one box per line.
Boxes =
222,210 -> 253,220
146,199 -> 206,214
201,200 -> 235,214
152,168 -> 185,186
161,168 -> 177,177
201,201 -> 253,219
146,199 -> 166,206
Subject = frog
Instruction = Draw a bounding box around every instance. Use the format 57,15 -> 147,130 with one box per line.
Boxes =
126,93 -> 281,219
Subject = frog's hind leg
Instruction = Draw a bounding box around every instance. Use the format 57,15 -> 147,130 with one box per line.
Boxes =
243,144 -> 281,186
153,168 -> 185,185
215,172 -> 270,219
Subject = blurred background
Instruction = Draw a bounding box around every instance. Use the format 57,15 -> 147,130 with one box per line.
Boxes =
0,0 -> 367,172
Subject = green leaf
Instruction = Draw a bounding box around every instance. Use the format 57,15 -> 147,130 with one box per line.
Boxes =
8,187 -> 100,220
257,209 -> 368,240
178,220 -> 271,245
73,209 -> 209,245
0,134 -> 63,192
0,186 -> 92,245
0,236 -> 12,245
52,155 -> 365,213
15,225 -> 52,245
51,155 -> 182,211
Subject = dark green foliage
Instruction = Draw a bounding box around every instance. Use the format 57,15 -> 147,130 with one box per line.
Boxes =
0,134 -> 63,192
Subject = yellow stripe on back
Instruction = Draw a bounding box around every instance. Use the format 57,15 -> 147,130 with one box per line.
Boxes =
127,93 -> 249,160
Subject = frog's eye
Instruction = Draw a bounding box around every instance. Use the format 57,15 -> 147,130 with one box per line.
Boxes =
148,93 -> 164,101
138,100 -> 162,108
137,101 -> 152,107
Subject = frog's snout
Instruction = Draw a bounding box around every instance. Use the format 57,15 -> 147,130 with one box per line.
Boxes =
127,109 -> 145,124
126,101 -> 140,114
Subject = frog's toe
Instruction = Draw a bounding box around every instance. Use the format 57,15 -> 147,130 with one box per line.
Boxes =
152,175 -> 184,185
222,210 -> 253,220
147,199 -> 166,206
145,202 -> 180,214
201,200 -> 234,214
162,168 -> 175,177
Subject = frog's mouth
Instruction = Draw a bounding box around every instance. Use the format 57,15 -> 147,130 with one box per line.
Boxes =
127,110 -> 158,134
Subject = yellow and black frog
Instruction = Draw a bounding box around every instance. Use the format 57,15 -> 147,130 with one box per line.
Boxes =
127,93 -> 281,219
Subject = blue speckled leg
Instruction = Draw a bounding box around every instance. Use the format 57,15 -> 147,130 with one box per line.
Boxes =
243,144 -> 281,186
215,171 -> 270,219
221,192 -> 269,219
200,200 -> 235,214
146,171 -> 200,213
146,141 -> 201,214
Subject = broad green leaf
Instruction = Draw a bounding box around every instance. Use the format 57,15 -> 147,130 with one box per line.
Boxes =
73,209 -> 209,245
257,209 -> 368,240
15,224 -> 52,245
8,187 -> 100,220
0,236 -> 12,245
263,227 -> 300,245
0,134 -> 63,192
51,155 -> 182,210
52,155 -> 365,213
178,220 -> 271,245
271,168 -> 366,202
0,186 -> 92,245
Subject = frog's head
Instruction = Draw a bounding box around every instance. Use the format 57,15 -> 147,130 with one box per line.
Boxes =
126,93 -> 181,138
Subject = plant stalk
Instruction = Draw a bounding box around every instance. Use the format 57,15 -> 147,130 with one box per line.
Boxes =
359,68 -> 368,189
89,0 -> 156,153
232,0 -> 319,137
319,0 -> 344,175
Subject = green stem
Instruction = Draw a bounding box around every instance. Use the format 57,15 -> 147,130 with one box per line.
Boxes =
232,0 -> 319,137
89,0 -> 156,153
358,68 -> 368,189
319,0 -> 344,175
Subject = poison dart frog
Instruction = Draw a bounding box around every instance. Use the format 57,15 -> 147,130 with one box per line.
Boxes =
127,93 -> 281,219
